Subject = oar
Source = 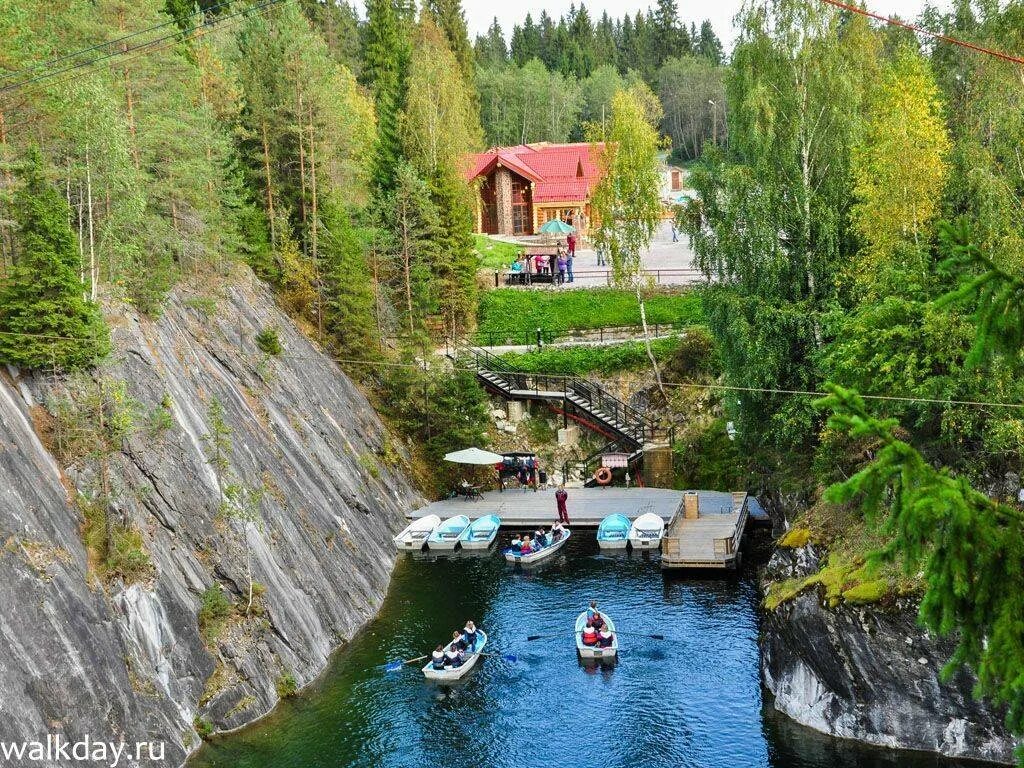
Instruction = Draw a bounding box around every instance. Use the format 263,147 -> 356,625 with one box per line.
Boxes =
380,654 -> 428,672
527,631 -> 665,641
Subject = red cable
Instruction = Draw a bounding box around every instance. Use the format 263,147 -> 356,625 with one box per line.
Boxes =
819,0 -> 1024,65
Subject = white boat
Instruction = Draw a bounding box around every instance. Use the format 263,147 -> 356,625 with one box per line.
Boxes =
575,610 -> 618,659
393,514 -> 441,551
596,513 -> 630,550
503,529 -> 571,565
422,630 -> 488,681
427,514 -> 471,550
628,512 -> 665,550
459,514 -> 501,550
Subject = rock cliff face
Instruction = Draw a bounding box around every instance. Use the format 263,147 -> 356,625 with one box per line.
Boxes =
760,546 -> 1017,763
0,274 -> 420,767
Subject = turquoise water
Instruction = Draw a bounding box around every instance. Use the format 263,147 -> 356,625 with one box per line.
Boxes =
191,533 -> 980,768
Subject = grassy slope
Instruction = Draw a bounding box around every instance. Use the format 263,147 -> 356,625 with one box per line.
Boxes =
477,288 -> 704,340
496,337 -> 682,375
474,235 -> 523,269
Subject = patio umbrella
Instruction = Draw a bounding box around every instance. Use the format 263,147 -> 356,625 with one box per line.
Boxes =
443,447 -> 505,465
539,218 -> 575,235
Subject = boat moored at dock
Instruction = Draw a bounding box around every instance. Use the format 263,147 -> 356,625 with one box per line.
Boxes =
628,512 -> 665,550
393,514 -> 441,551
459,515 -> 501,549
596,513 -> 630,549
427,515 -> 471,550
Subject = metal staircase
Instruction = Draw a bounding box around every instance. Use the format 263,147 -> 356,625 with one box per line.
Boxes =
452,344 -> 673,484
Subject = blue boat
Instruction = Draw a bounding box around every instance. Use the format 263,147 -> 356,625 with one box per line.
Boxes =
427,515 -> 470,550
596,513 -> 630,550
459,515 -> 501,550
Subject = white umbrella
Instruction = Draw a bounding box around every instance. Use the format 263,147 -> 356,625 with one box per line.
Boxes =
443,447 -> 505,465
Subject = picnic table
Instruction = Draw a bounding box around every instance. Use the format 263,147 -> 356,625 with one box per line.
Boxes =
451,484 -> 483,502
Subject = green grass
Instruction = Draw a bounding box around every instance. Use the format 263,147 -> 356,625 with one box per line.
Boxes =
474,235 -> 523,269
477,288 -> 704,343
496,337 -> 682,375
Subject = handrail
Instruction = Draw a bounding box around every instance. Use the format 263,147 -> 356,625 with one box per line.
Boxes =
456,343 -> 675,447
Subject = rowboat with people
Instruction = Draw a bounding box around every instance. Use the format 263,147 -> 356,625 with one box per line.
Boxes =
458,514 -> 501,550
575,609 -> 618,659
503,527 -> 571,564
422,629 -> 488,681
596,513 -> 630,550
393,514 -> 441,551
427,514 -> 471,550
628,512 -> 665,550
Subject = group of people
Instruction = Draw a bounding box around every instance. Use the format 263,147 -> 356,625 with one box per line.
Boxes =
509,522 -> 567,555
509,232 -> 579,286
580,601 -> 614,648
431,620 -> 480,670
497,454 -> 545,491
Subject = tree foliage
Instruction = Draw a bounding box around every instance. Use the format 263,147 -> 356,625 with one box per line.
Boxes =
0,151 -> 109,369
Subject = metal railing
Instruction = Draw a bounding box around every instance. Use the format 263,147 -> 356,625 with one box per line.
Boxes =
455,344 -> 663,446
496,268 -> 707,288
471,321 -> 687,348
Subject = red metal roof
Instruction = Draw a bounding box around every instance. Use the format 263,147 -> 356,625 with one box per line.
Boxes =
465,142 -> 605,203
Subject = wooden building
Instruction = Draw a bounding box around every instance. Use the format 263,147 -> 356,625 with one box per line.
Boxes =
464,142 -> 605,237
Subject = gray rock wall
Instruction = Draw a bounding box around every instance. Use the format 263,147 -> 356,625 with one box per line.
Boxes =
0,273 -> 421,766
761,547 -> 1017,763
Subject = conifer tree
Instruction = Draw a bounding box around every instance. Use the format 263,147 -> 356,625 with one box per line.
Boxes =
364,0 -> 410,196
0,150 -> 109,369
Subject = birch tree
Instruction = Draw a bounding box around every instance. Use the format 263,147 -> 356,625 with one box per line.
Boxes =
590,89 -> 665,396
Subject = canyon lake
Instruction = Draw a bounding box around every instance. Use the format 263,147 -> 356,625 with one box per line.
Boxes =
191,533 -> 982,768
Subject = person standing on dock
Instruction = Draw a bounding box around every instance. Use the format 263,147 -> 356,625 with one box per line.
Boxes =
555,485 -> 570,524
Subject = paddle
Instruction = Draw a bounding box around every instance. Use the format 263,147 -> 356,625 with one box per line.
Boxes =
526,631 -> 665,641
381,654 -> 428,672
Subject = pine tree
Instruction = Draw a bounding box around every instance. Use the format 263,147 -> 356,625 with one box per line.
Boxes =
364,0 -> 410,196
0,150 -> 109,369
320,196 -> 378,365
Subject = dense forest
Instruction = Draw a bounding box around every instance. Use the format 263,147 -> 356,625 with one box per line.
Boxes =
677,0 -> 1024,741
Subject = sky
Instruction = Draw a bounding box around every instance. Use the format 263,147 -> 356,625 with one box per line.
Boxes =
462,0 -> 951,49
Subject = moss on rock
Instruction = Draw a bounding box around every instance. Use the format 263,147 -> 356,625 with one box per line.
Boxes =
779,527 -> 812,548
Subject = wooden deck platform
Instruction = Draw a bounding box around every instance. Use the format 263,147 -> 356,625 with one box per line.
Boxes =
406,487 -> 707,527
661,491 -> 749,570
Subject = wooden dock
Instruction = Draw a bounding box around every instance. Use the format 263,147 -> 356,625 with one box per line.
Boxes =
661,491 -> 749,570
407,488 -> 749,571
406,487 -> 700,527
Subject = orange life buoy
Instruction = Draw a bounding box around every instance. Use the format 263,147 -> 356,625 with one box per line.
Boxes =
594,467 -> 613,485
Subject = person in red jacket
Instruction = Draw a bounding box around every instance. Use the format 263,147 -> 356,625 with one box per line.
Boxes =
581,623 -> 598,646
555,485 -> 570,524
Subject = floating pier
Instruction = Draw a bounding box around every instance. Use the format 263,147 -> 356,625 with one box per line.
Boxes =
406,487 -> 752,570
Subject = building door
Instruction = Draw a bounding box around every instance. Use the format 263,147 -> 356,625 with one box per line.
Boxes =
511,177 -> 533,236
480,179 -> 498,234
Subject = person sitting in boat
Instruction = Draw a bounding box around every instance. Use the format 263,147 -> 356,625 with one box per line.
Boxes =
586,601 -> 599,621
598,627 -> 614,648
520,536 -> 534,555
462,621 -> 478,650
534,528 -> 548,548
510,534 -> 522,552
451,630 -> 468,652
444,642 -> 465,668
432,645 -> 446,670
591,611 -> 605,631
550,522 -> 565,542
581,623 -> 599,646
